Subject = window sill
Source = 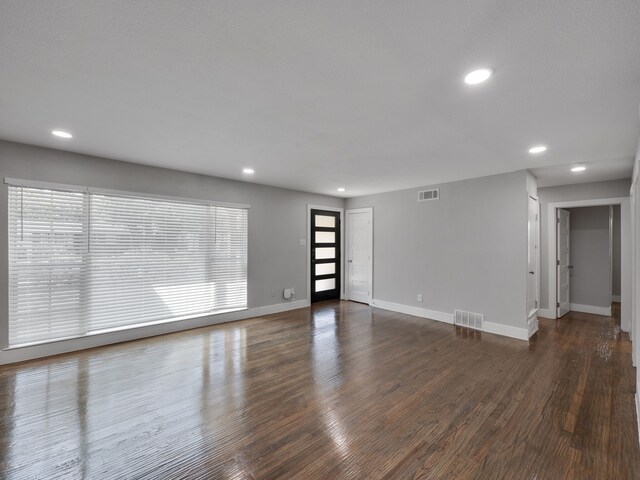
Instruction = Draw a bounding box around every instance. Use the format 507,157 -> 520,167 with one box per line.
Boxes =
3,306 -> 248,351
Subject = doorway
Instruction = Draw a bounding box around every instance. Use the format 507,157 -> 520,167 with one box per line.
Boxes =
346,208 -> 373,304
552,203 -> 625,320
556,208 -> 571,317
310,208 -> 341,303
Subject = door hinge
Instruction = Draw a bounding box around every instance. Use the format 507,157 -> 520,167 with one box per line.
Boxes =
557,260 -> 560,266
556,217 -> 560,224
557,302 -> 560,308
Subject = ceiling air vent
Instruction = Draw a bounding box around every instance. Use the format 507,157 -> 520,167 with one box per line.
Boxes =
418,188 -> 439,202
454,309 -> 484,331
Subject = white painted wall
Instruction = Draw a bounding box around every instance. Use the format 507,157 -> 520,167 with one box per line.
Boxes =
537,179 -> 631,311
0,140 -> 343,363
345,170 -> 529,333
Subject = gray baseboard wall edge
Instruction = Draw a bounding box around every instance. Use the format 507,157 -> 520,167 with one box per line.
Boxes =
370,299 -> 454,324
538,308 -> 556,319
569,303 -> 612,316
0,299 -> 310,365
370,299 -> 528,341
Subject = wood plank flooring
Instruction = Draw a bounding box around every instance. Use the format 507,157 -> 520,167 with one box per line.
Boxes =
0,301 -> 638,479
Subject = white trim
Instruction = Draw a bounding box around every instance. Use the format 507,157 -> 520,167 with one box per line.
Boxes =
345,207 -> 373,304
370,299 -> 453,324
0,299 -> 309,365
612,295 -> 622,302
538,308 -> 556,319
307,204 -> 345,302
621,199 -> 631,332
569,303 -> 612,316
526,194 -> 540,320
483,321 -> 530,341
609,206 -> 614,304
546,197 -> 629,328
637,392 -> 640,449
4,177 -> 250,209
370,299 -> 529,341
527,312 -> 539,338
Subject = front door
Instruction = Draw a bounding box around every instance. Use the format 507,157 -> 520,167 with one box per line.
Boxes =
311,209 -> 341,303
556,208 -> 571,317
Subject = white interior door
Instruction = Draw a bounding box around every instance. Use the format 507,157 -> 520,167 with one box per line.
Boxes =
556,208 -> 571,317
527,196 -> 539,317
346,208 -> 372,304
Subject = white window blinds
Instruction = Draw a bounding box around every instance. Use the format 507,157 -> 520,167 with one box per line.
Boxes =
8,182 -> 248,346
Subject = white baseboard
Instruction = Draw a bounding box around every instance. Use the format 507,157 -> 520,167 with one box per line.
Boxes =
371,299 -> 528,341
527,313 -> 539,338
483,321 -> 530,341
637,393 -> 640,449
538,308 -> 556,319
569,303 -> 612,316
251,299 -> 310,317
0,299 -> 310,365
612,295 -> 621,303
370,299 -> 454,324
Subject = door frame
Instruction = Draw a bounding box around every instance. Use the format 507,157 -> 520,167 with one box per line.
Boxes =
526,195 -> 540,320
546,197 -> 630,330
307,204 -> 345,303
345,207 -> 373,304
555,208 -> 571,318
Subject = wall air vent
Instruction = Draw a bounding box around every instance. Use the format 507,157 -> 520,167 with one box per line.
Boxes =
418,188 -> 439,202
454,309 -> 484,331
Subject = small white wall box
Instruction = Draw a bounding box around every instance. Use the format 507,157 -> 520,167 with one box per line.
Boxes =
283,288 -> 293,299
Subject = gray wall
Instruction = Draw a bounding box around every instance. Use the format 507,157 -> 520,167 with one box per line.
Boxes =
567,206 -> 610,307
612,205 -> 621,297
0,140 -> 342,360
346,170 -> 528,329
538,179 -> 631,310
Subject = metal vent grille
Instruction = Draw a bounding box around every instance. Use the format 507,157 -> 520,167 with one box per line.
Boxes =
454,309 -> 484,331
418,188 -> 439,202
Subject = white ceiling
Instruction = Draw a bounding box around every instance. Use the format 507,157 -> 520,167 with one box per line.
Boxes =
531,157 -> 634,188
0,2 -> 638,197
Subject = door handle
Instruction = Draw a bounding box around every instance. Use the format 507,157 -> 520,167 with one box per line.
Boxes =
568,265 -> 573,269
529,271 -> 534,274
348,259 -> 353,263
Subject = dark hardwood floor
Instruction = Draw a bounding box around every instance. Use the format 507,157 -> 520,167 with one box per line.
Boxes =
0,301 -> 638,479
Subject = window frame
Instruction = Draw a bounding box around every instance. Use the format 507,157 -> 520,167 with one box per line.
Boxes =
4,177 -> 250,349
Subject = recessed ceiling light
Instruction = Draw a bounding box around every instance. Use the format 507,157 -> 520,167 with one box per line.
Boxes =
337,187 -> 345,192
571,165 -> 586,172
51,130 -> 72,139
528,145 -> 547,154
242,168 -> 254,174
464,68 -> 493,85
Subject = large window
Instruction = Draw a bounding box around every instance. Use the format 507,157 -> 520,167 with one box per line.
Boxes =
8,180 -> 248,346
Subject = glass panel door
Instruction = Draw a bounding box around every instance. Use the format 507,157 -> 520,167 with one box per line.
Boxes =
311,209 -> 341,303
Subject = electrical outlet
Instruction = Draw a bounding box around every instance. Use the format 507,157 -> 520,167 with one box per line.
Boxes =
417,294 -> 423,302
